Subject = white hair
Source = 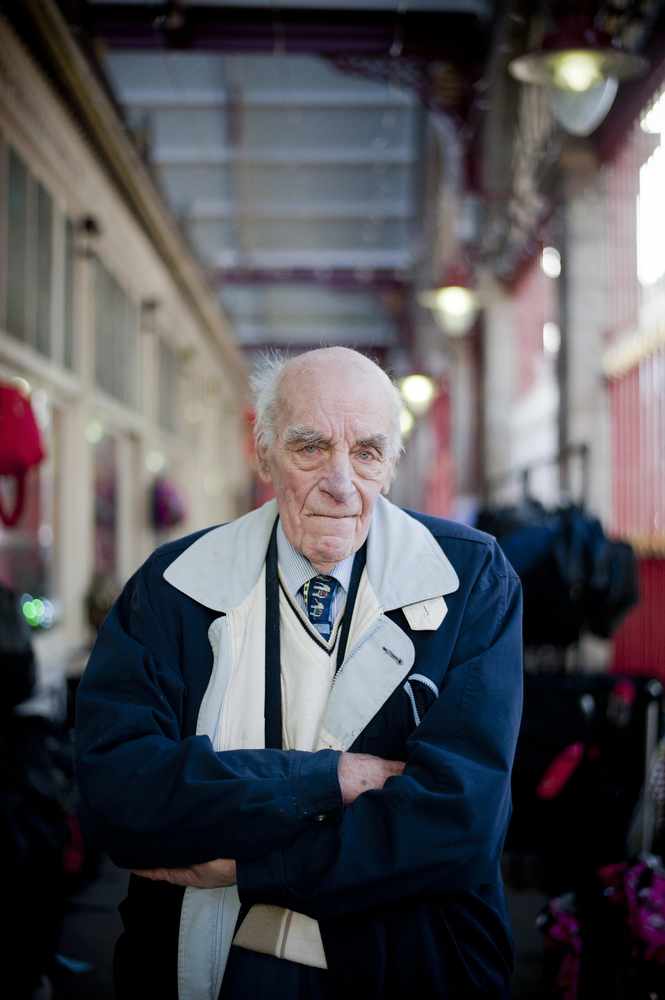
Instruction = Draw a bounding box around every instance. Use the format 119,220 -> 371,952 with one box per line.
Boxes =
249,348 -> 404,463
249,350 -> 289,454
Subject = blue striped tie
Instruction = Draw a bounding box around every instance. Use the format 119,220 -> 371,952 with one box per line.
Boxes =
302,575 -> 339,639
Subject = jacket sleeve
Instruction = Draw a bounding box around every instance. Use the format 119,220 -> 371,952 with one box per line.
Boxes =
236,541 -> 523,920
75,557 -> 342,871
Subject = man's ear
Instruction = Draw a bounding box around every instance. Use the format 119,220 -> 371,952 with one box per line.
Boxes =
256,443 -> 273,484
381,459 -> 396,495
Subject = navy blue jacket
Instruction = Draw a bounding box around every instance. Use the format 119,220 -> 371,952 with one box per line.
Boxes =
76,504 -> 523,998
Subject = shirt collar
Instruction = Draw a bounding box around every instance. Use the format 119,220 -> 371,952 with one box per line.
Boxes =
163,495 -> 459,613
276,519 -> 354,599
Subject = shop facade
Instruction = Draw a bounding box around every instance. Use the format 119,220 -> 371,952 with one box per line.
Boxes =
0,16 -> 250,690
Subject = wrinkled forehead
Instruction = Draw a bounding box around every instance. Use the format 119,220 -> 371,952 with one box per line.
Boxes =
283,423 -> 390,456
276,370 -> 394,442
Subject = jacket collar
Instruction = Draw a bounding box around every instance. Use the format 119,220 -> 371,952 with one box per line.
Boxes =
163,495 -> 459,613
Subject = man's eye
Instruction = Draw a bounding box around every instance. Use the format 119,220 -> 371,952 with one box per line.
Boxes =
302,444 -> 321,454
356,450 -> 376,461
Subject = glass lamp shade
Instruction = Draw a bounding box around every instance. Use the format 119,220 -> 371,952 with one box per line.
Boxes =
509,16 -> 648,93
419,286 -> 478,337
548,75 -> 619,135
399,374 -> 436,417
418,260 -> 479,337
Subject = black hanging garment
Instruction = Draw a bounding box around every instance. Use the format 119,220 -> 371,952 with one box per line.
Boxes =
476,502 -> 639,647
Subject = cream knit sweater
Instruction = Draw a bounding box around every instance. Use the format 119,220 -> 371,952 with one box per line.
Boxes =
232,570 -> 379,967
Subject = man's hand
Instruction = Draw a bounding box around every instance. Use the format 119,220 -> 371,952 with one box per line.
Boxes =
131,858 -> 236,888
338,752 -> 405,806
131,755 -> 404,886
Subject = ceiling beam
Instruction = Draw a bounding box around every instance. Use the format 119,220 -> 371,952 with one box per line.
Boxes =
153,146 -> 415,166
233,325 -> 396,345
189,200 -> 413,221
213,266 -> 408,289
85,5 -> 490,61
241,343 -> 391,362
209,249 -> 413,269
116,88 -> 416,110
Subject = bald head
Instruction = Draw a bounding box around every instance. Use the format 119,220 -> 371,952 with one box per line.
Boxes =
283,346 -> 391,383
251,347 -> 403,462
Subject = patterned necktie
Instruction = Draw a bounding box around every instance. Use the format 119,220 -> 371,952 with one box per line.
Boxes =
302,575 -> 339,639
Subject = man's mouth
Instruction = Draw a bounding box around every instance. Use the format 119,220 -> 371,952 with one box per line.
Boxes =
307,512 -> 358,519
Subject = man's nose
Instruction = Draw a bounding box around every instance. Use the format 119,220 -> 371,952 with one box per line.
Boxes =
320,454 -> 356,502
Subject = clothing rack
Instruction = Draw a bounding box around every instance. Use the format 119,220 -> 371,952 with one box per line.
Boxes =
506,673 -> 664,894
486,442 -> 590,507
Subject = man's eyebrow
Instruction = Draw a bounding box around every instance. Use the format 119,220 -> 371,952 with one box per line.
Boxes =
283,427 -> 388,453
283,425 -> 330,447
356,434 -> 388,453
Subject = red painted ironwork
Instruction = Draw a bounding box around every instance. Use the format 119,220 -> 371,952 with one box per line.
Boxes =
595,9 -> 665,165
612,559 -> 665,677
604,55 -> 665,674
83,4 -> 491,61
605,138 -> 641,341
422,382 -> 455,519
603,120 -> 659,347
609,342 -> 665,674
513,257 -> 555,398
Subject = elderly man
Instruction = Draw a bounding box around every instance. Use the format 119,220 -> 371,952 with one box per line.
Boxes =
76,346 -> 523,1000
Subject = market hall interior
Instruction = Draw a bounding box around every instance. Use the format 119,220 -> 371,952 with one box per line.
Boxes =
1,2 -> 664,997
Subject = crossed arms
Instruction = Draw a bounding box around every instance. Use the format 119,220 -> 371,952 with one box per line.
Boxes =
130,753 -> 405,888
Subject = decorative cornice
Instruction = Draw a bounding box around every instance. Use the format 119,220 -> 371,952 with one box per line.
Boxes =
625,533 -> 665,558
11,1 -> 247,393
603,323 -> 665,378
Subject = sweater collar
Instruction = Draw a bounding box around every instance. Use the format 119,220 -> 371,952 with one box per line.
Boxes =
163,495 -> 459,613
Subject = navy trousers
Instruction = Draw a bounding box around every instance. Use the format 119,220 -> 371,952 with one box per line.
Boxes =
218,946 -> 333,1000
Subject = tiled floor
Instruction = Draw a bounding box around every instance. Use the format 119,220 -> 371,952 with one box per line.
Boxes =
507,887 -> 549,998
54,858 -> 126,999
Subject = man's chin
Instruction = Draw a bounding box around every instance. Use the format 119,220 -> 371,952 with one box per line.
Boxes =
304,530 -> 359,565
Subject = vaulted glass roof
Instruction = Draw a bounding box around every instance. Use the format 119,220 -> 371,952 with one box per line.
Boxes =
92,0 -> 496,355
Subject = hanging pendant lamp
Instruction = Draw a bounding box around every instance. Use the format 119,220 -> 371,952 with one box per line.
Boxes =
509,15 -> 648,135
418,261 -> 479,337
509,15 -> 648,93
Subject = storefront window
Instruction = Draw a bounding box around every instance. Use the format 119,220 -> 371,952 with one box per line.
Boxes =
158,337 -> 178,433
3,144 -> 72,368
35,180 -> 53,357
6,146 -> 28,341
0,389 -> 59,629
93,433 -> 118,577
95,261 -> 139,408
63,217 -> 75,370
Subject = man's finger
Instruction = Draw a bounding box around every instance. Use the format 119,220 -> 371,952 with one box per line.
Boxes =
132,867 -> 193,885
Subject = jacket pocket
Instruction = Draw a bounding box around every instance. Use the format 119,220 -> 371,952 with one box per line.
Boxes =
402,673 -> 439,728
356,673 -> 439,758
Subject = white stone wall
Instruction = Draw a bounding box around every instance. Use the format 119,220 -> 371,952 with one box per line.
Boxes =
482,279 -> 518,500
482,276 -> 559,508
564,167 -> 613,524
